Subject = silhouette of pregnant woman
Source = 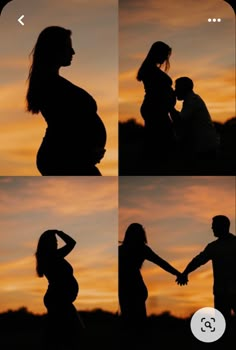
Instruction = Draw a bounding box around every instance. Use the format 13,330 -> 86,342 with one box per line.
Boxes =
27,26 -> 106,175
35,230 -> 82,349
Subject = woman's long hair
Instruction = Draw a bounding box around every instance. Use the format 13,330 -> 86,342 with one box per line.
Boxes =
122,223 -> 147,246
137,41 -> 171,82
26,26 -> 72,114
120,223 -> 147,269
35,230 -> 57,277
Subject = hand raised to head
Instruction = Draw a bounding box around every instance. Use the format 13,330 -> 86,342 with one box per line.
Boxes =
176,272 -> 188,286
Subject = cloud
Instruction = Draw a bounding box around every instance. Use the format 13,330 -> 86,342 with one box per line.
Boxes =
0,57 -> 28,71
0,177 -> 118,217
120,0 -> 233,29
119,177 -> 235,238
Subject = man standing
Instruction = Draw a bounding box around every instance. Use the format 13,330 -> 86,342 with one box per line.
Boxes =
177,215 -> 236,324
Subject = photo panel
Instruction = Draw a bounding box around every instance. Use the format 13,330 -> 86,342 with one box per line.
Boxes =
0,0 -> 118,176
119,175 -> 236,347
119,0 -> 235,175
0,176 -> 118,349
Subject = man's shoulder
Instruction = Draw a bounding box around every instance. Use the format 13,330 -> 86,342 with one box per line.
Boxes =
207,233 -> 236,248
182,92 -> 200,109
205,240 -> 217,250
205,238 -> 221,250
228,233 -> 236,243
185,92 -> 204,104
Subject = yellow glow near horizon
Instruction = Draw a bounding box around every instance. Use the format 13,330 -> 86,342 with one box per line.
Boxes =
0,0 -> 118,176
119,176 -> 236,318
0,176 -> 118,315
119,0 -> 235,125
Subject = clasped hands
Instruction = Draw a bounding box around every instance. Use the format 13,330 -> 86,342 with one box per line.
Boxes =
175,272 -> 188,286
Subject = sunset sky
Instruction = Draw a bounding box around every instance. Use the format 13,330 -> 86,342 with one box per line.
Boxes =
119,0 -> 235,125
0,0 -> 118,175
119,176 -> 236,318
0,0 -> 235,324
0,176 -> 118,315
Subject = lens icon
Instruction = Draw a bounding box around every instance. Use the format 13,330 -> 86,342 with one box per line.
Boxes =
190,307 -> 226,343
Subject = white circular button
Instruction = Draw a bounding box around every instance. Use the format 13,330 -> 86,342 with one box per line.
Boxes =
190,307 -> 226,343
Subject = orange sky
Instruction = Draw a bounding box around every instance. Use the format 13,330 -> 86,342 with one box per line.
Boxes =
0,0 -> 118,175
119,0 -> 235,125
0,1 -> 235,174
0,0 -> 235,322
0,177 -> 118,315
119,176 -> 236,318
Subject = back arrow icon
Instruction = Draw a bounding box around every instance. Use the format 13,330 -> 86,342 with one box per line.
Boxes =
18,15 -> 24,26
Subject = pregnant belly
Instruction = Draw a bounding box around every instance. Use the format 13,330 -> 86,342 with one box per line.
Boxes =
91,113 -> 107,148
65,277 -> 79,301
43,116 -> 106,154
44,277 -> 79,306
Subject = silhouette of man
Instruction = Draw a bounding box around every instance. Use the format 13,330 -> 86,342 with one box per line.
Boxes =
170,77 -> 219,173
177,215 -> 236,323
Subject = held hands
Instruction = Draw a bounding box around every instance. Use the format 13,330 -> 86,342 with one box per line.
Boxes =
175,272 -> 189,286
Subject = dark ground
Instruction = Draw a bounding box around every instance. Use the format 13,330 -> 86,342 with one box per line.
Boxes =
0,308 -> 235,349
119,117 -> 236,176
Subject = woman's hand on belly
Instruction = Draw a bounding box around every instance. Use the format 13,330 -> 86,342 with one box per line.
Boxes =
92,147 -> 106,164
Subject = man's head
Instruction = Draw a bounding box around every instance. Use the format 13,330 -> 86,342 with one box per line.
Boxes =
211,215 -> 230,237
175,77 -> 194,100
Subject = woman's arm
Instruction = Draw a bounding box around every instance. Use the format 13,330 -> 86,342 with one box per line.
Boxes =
145,246 -> 180,276
56,230 -> 76,258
